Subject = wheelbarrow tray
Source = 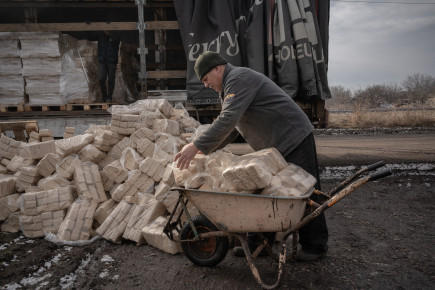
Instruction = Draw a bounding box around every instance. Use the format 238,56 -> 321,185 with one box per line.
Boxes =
175,188 -> 313,233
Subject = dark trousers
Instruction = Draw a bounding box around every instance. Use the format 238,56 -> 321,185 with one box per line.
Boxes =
284,132 -> 328,254
98,62 -> 117,102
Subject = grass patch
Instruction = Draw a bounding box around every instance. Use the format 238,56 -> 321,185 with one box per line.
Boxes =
328,109 -> 435,128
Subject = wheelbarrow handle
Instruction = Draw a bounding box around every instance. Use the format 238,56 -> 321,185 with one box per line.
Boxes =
369,168 -> 393,181
366,161 -> 386,171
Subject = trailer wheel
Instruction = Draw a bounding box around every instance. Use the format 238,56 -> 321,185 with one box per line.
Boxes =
180,215 -> 229,267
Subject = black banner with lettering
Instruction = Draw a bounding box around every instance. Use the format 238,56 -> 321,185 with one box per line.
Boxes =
174,0 -> 330,104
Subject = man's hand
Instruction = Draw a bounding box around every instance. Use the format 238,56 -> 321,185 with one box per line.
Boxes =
174,142 -> 200,170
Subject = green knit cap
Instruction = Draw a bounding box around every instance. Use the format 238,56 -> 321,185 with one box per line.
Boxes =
194,51 -> 227,80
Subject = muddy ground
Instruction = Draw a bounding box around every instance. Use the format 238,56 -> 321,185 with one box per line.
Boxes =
1,129 -> 434,290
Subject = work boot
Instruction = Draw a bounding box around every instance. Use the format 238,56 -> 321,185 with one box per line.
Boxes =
296,248 -> 327,261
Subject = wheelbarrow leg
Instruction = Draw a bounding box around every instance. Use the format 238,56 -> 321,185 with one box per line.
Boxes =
234,232 -> 297,290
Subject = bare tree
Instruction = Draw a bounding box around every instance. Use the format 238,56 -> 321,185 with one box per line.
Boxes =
326,85 -> 353,110
402,73 -> 435,103
353,83 -> 402,109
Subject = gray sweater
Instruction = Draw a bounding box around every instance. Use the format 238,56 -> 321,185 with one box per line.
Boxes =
193,64 -> 313,157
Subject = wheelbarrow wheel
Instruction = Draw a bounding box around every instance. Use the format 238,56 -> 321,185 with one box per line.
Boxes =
180,215 -> 229,267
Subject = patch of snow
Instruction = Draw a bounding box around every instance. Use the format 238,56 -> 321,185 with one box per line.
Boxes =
25,240 -> 35,244
59,253 -> 92,289
3,262 -> 9,267
425,183 -> 431,187
101,255 -> 114,263
63,246 -> 72,252
99,269 -> 110,278
20,273 -> 52,286
11,255 -> 19,262
2,282 -> 22,289
0,243 -> 10,251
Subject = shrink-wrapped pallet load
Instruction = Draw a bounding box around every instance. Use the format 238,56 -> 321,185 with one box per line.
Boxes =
57,196 -> 98,241
20,32 -> 65,105
0,32 -> 24,104
122,198 -> 167,244
141,216 -> 182,255
60,41 -> 94,104
17,186 -> 75,216
0,193 -> 20,221
261,163 -> 317,197
74,161 -> 107,202
96,200 -> 135,244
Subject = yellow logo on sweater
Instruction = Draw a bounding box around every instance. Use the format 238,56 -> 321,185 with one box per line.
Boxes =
224,93 -> 235,102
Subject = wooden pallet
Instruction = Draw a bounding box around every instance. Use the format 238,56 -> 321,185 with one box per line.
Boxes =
66,103 -> 109,111
24,104 -> 67,112
0,104 -> 24,113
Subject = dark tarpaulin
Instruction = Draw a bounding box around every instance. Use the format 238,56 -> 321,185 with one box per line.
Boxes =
174,0 -> 242,105
174,0 -> 330,104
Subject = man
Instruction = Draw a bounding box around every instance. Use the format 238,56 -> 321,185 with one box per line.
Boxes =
97,31 -> 120,103
174,51 -> 328,261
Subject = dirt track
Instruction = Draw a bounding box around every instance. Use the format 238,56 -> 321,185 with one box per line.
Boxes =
1,130 -> 434,290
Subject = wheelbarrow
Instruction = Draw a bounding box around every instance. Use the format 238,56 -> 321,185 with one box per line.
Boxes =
163,161 -> 392,289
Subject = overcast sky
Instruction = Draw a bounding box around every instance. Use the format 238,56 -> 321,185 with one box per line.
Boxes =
328,0 -> 435,91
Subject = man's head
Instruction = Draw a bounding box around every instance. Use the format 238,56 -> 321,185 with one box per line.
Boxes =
194,51 -> 227,92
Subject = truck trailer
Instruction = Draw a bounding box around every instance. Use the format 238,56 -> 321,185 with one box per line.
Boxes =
0,0 -> 330,138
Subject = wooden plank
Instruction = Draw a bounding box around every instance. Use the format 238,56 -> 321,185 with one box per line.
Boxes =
0,21 -> 179,32
0,1 -> 173,8
147,70 -> 186,79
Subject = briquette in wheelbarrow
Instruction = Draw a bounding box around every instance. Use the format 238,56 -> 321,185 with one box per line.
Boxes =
261,163 -> 317,197
222,147 -> 288,191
